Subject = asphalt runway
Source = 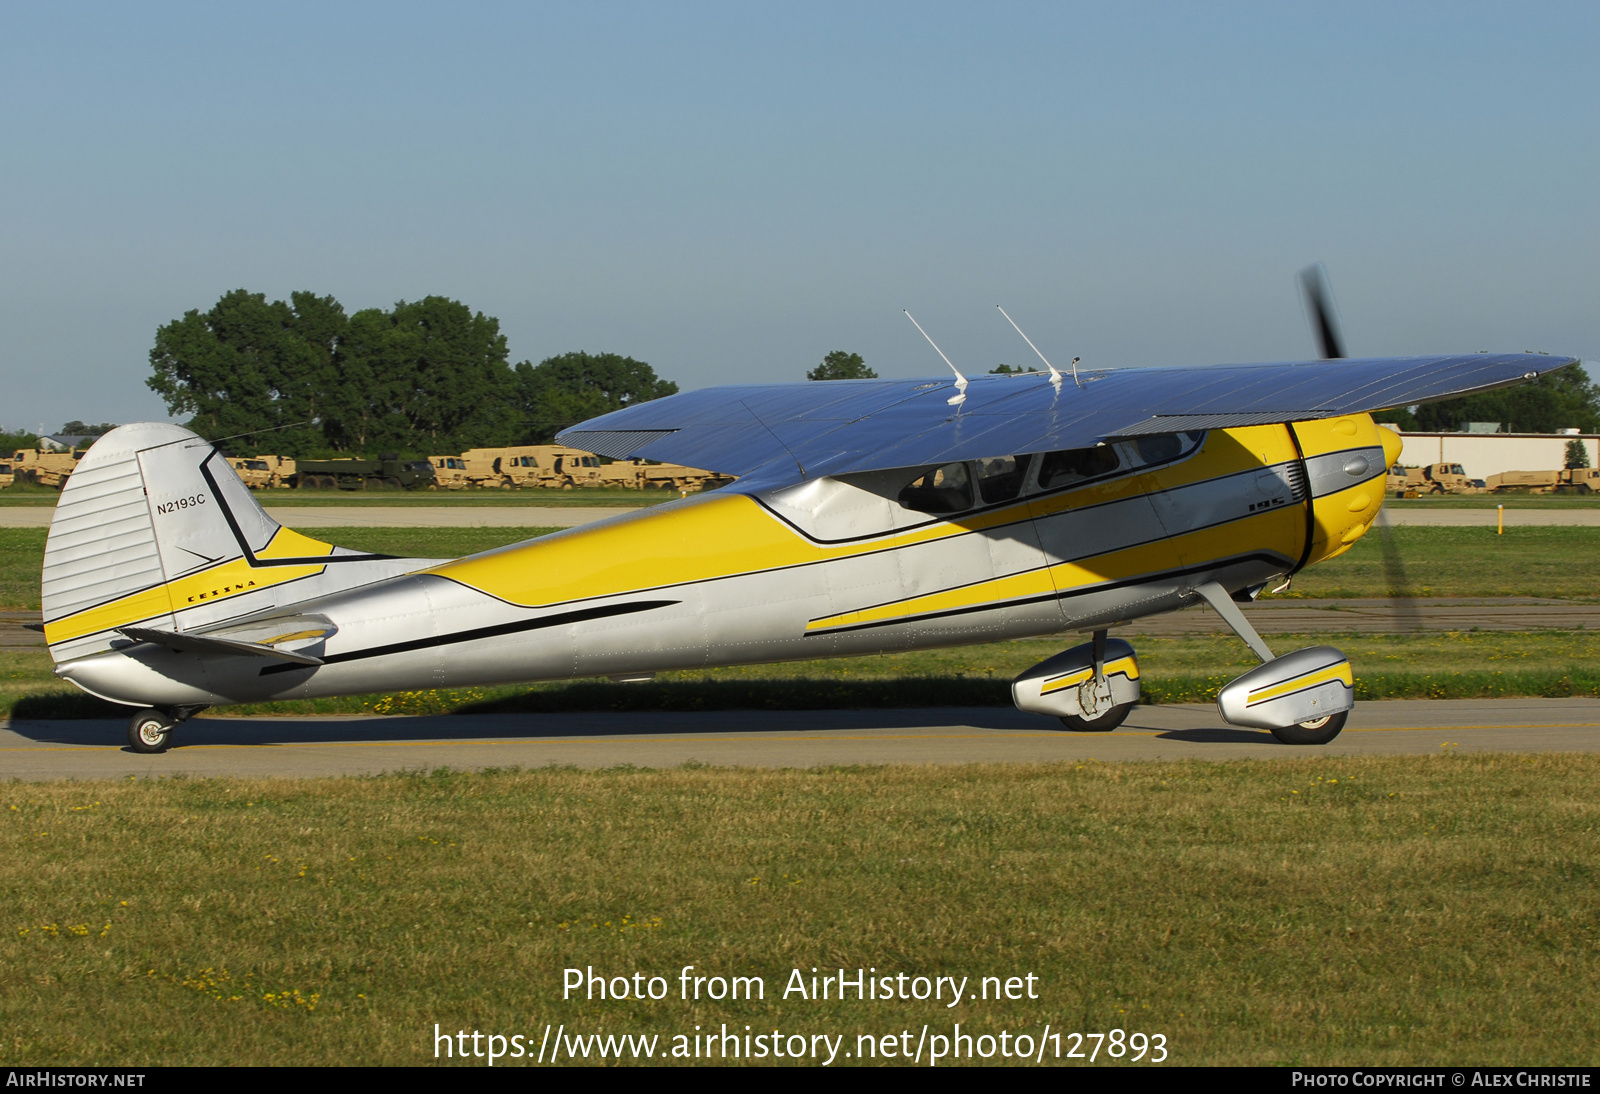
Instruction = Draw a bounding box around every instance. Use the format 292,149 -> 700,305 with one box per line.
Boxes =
4,698 -> 1598,780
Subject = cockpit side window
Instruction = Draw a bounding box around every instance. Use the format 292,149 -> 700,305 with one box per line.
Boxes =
1037,445 -> 1120,490
1037,431 -> 1204,492
1123,433 -> 1183,464
973,454 -> 1033,505
898,462 -> 974,514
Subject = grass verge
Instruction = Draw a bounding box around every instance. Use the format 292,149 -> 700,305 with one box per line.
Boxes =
1270,525 -> 1600,600
3,755 -> 1597,1065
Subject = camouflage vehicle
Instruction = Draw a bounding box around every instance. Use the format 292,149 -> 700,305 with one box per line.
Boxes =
428,456 -> 472,490
1488,467 -> 1600,495
1486,469 -> 1561,493
1384,463 -> 1415,496
1556,468 -> 1600,494
459,446 -> 604,489
1391,462 -> 1477,496
291,455 -> 436,490
0,461 -> 12,488
226,457 -> 273,490
251,455 -> 296,488
9,448 -> 82,489
599,458 -> 727,491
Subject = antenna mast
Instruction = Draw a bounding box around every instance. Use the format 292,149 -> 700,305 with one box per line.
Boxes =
996,305 -> 1076,388
903,310 -> 968,405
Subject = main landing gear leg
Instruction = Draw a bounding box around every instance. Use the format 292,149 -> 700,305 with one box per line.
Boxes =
126,705 -> 207,754
1195,581 -> 1350,745
1194,581 -> 1276,664
1059,628 -> 1133,732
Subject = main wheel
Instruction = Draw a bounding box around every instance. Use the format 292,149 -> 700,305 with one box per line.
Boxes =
127,709 -> 174,754
1269,710 -> 1348,745
1059,703 -> 1133,733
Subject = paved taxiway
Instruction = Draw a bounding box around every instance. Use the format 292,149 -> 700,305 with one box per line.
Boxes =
4,698 -> 1597,780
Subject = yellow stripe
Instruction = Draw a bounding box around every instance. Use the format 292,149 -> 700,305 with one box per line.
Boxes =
1159,504 -> 1307,570
431,426 -> 1322,612
45,557 -> 328,646
1138,425 -> 1302,496
1039,656 -> 1140,695
257,526 -> 337,560
1026,425 -> 1300,522
808,502 -> 1300,634
44,526 -> 342,646
1246,661 -> 1354,706
806,568 -> 1057,632
44,583 -> 178,647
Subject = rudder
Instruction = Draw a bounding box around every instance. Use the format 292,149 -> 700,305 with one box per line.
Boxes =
42,424 -> 379,664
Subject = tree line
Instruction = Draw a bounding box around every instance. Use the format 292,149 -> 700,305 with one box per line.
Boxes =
20,290 -> 1600,462
144,290 -> 678,458
1373,367 -> 1600,435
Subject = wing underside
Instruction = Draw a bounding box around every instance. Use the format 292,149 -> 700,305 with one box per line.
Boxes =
559,353 -> 1574,481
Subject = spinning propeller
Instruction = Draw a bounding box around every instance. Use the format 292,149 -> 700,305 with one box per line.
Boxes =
1297,263 -> 1419,629
1298,262 -> 1348,360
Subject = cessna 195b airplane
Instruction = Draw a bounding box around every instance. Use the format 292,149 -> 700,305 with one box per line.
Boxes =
40,269 -> 1578,753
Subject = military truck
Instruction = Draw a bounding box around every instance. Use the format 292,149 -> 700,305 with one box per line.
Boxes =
599,458 -> 728,491
459,446 -> 605,489
1391,462 -> 1477,496
0,461 -> 13,489
251,455 -> 296,488
1384,464 -> 1415,497
428,456 -> 472,490
9,448 -> 82,489
1487,469 -> 1561,493
1556,468 -> 1600,494
1488,467 -> 1600,495
226,457 -> 274,490
291,455 -> 436,490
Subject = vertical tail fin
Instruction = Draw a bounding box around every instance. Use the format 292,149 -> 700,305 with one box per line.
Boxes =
43,424 -> 413,663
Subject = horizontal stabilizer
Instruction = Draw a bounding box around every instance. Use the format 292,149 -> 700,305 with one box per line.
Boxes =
117,626 -> 325,666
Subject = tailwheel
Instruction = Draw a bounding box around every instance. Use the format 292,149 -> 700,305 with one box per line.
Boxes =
1059,703 -> 1133,733
127,709 -> 175,754
1269,710 -> 1349,746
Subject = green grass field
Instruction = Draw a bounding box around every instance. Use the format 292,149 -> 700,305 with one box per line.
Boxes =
1269,525 -> 1600,600
4,755 -> 1597,1066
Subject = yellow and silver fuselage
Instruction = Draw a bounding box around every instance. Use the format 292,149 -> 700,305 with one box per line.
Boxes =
51,416 -> 1401,709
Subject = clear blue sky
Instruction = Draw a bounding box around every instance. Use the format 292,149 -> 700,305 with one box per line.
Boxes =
1,1 -> 1595,431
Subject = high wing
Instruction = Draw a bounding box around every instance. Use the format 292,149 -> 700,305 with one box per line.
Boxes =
560,353 -> 1575,481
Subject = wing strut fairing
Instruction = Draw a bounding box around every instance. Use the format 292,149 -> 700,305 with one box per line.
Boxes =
560,353 -> 1573,482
